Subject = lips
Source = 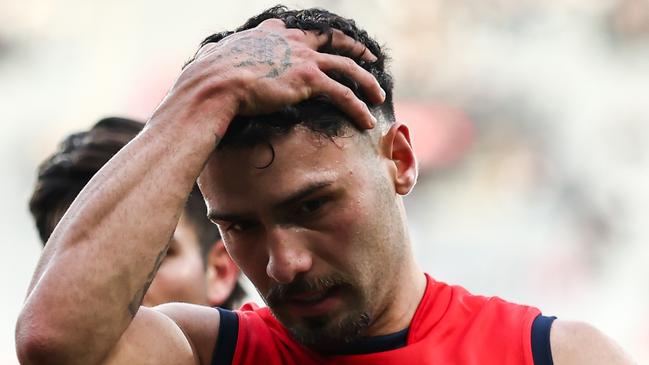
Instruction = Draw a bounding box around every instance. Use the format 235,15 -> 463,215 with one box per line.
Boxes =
285,286 -> 342,316
290,288 -> 332,303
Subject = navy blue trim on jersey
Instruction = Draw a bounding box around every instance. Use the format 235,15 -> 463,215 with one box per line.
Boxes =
332,327 -> 409,355
211,308 -> 239,365
531,315 -> 556,365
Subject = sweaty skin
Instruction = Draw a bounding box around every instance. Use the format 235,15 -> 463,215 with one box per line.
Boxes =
199,126 -> 425,351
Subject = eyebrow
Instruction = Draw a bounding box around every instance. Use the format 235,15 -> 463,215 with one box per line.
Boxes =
272,180 -> 334,212
207,180 -> 335,223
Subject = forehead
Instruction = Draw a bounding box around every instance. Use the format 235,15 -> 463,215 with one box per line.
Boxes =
199,127 -> 371,212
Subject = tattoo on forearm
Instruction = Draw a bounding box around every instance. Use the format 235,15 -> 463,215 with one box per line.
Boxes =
231,33 -> 292,78
127,135 -> 222,317
128,243 -> 169,317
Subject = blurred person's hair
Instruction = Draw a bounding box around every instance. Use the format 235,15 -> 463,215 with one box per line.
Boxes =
187,5 -> 395,151
28,117 -> 245,308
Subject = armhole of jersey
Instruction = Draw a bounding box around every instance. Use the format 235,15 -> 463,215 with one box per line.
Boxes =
211,308 -> 239,365
531,315 -> 556,365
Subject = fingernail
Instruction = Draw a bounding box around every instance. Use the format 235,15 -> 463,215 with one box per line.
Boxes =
370,115 -> 377,128
380,88 -> 386,100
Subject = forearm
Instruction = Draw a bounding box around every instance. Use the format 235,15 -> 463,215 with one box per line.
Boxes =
17,113 -> 222,364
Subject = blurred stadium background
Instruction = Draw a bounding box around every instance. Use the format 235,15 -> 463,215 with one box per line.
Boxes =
1,0 -> 648,363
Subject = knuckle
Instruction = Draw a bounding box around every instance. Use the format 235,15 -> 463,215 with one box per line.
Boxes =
284,29 -> 305,41
341,87 -> 355,100
293,46 -> 313,59
343,57 -> 358,71
259,18 -> 285,28
297,64 -> 320,83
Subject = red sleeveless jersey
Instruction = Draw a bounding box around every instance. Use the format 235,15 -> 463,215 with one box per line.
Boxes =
229,274 -> 540,364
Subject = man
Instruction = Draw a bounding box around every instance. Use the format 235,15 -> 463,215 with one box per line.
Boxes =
16,5 -> 635,365
28,117 -> 244,309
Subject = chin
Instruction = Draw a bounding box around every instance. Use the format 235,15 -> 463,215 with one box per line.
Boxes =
286,310 -> 372,353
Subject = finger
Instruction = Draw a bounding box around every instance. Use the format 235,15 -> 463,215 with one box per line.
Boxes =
316,53 -> 385,105
312,72 -> 377,129
330,29 -> 378,63
305,29 -> 378,63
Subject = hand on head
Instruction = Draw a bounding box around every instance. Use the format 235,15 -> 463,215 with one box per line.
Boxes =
171,17 -> 385,136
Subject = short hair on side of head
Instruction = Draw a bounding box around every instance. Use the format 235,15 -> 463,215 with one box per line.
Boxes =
187,5 -> 395,151
29,117 -> 218,257
29,117 -> 144,243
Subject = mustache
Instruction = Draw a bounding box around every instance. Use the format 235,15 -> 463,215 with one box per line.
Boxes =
266,274 -> 350,306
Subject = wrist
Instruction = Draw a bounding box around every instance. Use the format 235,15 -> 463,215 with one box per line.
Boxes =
147,78 -> 244,147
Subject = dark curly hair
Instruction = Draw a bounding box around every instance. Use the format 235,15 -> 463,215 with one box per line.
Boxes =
186,5 -> 395,149
28,117 -> 245,309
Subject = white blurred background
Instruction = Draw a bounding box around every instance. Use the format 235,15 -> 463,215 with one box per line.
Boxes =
1,0 -> 648,363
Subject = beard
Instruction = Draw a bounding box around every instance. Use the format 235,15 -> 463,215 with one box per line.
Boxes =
264,273 -> 373,353
288,308 -> 371,352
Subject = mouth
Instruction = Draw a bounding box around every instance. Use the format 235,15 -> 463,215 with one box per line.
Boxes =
285,286 -> 342,317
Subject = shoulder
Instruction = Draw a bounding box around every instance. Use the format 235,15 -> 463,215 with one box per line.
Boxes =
421,277 -> 540,336
154,303 -> 221,365
443,281 -> 541,326
159,302 -> 287,365
102,304 -> 219,365
550,320 -> 637,365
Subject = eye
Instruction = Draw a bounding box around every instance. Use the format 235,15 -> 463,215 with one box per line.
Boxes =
299,199 -> 326,214
227,220 -> 257,233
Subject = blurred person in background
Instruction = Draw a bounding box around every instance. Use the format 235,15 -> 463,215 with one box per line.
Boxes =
27,117 -> 245,309
15,6 -> 636,365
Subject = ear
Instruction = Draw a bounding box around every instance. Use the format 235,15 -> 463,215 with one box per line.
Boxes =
380,123 -> 418,195
204,240 -> 240,307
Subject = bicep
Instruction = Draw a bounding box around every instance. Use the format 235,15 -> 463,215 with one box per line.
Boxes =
154,303 -> 222,365
101,306 -> 202,365
550,320 -> 637,365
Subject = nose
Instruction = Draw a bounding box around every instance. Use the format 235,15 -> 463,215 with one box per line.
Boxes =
265,227 -> 313,284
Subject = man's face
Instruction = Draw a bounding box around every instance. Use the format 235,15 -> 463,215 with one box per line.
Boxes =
200,126 -> 407,351
142,213 -> 209,307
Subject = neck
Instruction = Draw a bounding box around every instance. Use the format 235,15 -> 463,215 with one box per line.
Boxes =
366,257 -> 427,337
